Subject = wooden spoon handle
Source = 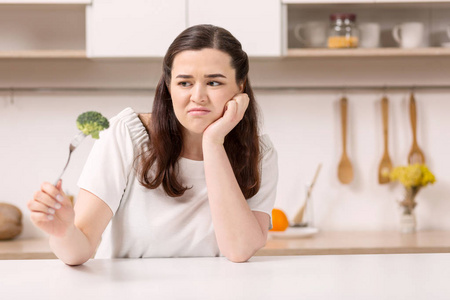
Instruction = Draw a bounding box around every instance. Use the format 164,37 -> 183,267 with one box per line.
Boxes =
410,92 -> 418,145
341,97 -> 348,154
381,96 -> 389,153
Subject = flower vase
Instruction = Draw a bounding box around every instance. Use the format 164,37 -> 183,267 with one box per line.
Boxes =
400,212 -> 416,233
399,187 -> 420,234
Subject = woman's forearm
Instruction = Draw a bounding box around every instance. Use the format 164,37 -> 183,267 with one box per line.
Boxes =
49,225 -> 95,266
203,141 -> 266,262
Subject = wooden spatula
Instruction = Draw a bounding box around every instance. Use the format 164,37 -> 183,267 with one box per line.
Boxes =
292,163 -> 322,226
378,96 -> 393,184
337,96 -> 354,184
408,92 -> 425,164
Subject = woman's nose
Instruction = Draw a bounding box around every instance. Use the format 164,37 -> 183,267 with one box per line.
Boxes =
190,83 -> 207,103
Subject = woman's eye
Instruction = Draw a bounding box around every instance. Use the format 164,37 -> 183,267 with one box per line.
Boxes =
178,82 -> 191,87
207,81 -> 221,87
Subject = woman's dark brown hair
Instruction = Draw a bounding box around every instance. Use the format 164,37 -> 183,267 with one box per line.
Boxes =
137,24 -> 261,199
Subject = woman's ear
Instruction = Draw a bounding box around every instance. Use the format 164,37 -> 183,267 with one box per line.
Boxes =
239,79 -> 246,93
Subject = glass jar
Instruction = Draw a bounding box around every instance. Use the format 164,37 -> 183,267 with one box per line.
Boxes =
328,13 -> 359,49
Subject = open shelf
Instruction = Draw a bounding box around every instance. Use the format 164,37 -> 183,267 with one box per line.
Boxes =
286,47 -> 450,57
0,50 -> 86,58
283,0 -> 450,3
0,4 -> 86,59
0,0 -> 90,4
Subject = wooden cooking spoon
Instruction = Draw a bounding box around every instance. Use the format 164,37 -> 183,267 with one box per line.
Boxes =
408,92 -> 425,164
378,96 -> 393,184
337,97 -> 354,184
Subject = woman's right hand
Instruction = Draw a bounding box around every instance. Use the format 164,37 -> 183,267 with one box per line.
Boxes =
27,180 -> 75,238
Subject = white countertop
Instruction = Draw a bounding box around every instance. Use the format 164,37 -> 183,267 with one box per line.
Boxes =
1,254 -> 449,299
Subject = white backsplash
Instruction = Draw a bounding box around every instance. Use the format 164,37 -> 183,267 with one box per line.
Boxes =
1,59 -> 450,239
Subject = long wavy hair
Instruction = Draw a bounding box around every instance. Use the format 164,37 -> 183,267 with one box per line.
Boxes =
136,24 -> 261,199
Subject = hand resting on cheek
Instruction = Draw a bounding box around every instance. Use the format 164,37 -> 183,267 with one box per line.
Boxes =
203,93 -> 250,145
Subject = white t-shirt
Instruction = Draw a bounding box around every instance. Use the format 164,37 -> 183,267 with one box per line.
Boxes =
77,107 -> 278,259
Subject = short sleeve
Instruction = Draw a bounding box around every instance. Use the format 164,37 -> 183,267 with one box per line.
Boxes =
246,134 -> 278,229
77,108 -> 147,215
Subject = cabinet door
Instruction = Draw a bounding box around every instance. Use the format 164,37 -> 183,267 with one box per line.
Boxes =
188,0 -> 282,57
86,0 -> 186,58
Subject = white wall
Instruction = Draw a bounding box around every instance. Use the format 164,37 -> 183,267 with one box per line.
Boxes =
258,89 -> 450,231
1,57 -> 450,239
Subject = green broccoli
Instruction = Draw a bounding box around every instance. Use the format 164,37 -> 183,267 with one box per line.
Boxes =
76,111 -> 110,139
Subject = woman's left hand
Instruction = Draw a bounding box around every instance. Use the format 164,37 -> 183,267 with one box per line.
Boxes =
203,93 -> 249,145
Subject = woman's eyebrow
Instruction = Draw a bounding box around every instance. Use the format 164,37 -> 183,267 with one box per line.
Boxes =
175,74 -> 226,79
175,74 -> 192,79
205,73 -> 226,79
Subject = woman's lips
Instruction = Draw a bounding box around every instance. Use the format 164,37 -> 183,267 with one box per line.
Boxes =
188,108 -> 211,116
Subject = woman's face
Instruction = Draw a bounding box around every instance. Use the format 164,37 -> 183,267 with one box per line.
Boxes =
169,48 -> 243,135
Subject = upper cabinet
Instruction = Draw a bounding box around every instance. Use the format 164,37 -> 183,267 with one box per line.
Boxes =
188,0 -> 283,57
87,0 -> 282,58
4,0 -> 449,59
86,0 -> 186,58
1,0 -> 283,58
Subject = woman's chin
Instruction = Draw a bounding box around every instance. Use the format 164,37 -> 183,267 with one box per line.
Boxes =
180,118 -> 217,136
183,125 -> 208,136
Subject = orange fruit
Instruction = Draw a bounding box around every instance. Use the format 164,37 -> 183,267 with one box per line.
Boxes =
270,208 -> 289,232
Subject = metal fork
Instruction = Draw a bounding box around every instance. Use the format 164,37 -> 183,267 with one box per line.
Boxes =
54,131 -> 87,186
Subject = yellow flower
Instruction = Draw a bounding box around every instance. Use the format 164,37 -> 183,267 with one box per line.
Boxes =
390,164 -> 436,188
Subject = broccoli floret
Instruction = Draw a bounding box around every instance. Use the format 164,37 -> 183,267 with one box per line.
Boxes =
76,111 -> 110,139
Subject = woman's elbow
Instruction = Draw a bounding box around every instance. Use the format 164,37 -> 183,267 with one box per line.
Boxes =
54,249 -> 93,266
61,256 -> 91,266
226,239 -> 266,263
226,252 -> 252,263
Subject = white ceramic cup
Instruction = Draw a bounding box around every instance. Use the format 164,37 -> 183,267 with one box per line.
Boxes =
392,22 -> 424,48
358,22 -> 381,48
294,21 -> 327,48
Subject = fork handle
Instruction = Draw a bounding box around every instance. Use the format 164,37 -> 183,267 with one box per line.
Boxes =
53,132 -> 86,186
54,150 -> 73,186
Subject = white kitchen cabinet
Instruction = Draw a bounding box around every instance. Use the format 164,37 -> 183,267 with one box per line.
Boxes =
188,0 -> 283,57
86,0 -> 186,58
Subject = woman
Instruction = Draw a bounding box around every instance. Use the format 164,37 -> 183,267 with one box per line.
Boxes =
27,24 -> 278,265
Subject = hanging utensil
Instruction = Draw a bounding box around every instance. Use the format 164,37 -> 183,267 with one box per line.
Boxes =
337,96 -> 354,184
408,92 -> 425,164
378,96 -> 393,184
292,163 -> 322,227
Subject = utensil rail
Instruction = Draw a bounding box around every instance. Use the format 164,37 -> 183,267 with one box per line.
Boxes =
3,85 -> 450,93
